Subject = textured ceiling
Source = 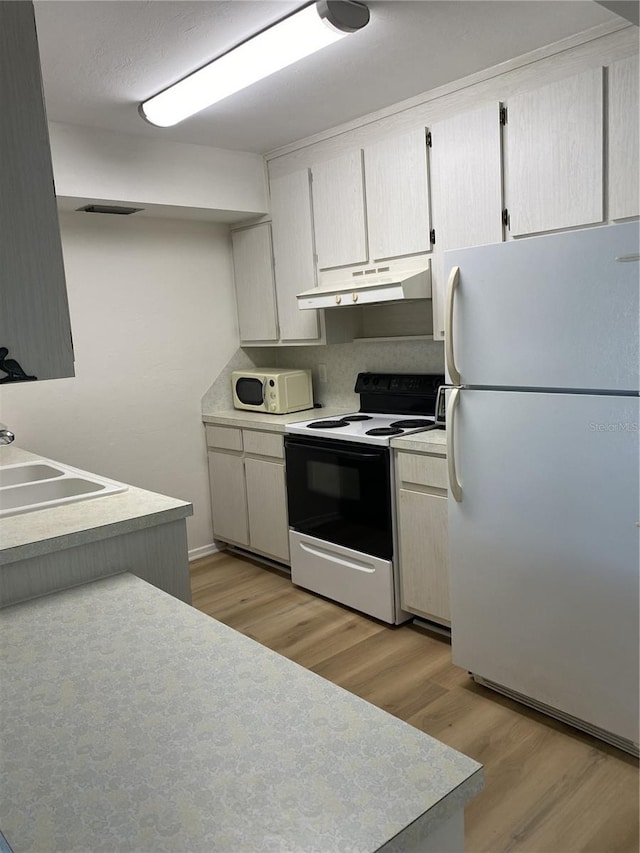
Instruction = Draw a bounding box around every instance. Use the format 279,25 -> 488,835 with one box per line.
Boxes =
33,1 -> 621,154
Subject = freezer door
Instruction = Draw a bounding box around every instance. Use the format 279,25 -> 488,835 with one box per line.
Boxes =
444,221 -> 639,392
448,389 -> 639,744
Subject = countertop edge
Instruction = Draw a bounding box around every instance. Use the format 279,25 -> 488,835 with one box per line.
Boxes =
380,766 -> 484,851
0,502 -> 193,566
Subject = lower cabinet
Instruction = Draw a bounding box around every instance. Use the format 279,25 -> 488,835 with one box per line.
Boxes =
395,449 -> 450,625
206,424 -> 290,565
208,451 -> 248,546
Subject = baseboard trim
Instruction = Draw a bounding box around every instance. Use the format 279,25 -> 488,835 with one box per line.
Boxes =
188,543 -> 220,562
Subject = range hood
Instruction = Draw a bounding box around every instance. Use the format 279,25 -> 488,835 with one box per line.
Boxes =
297,260 -> 431,310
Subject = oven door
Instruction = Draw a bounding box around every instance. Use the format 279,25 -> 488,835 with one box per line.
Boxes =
284,435 -> 392,559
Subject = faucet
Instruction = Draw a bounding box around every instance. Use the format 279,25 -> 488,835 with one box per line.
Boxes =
0,423 -> 15,445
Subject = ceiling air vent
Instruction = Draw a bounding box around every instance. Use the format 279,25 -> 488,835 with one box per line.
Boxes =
76,204 -> 143,215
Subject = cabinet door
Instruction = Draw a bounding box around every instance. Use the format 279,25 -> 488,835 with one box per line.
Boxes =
270,170 -> 321,343
0,2 -> 74,381
311,151 -> 368,269
507,68 -> 604,236
397,488 -> 450,623
231,224 -> 278,343
430,103 -> 504,339
245,458 -> 290,563
208,451 -> 248,546
364,129 -> 431,261
608,54 -> 639,221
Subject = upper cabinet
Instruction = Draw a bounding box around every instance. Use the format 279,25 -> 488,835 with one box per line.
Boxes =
608,54 -> 639,221
429,104 -> 504,339
231,223 -> 278,344
506,68 -> 604,237
0,2 -> 74,382
270,170 -> 322,343
311,150 -> 368,269
249,44 -> 637,348
311,129 -> 432,270
364,129 -> 432,261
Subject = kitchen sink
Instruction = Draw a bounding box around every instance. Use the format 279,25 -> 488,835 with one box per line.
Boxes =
0,460 -> 127,518
0,462 -> 65,487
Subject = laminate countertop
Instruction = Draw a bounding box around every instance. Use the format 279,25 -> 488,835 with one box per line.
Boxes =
0,573 -> 483,853
202,407 -> 353,432
391,428 -> 447,455
0,446 -> 192,566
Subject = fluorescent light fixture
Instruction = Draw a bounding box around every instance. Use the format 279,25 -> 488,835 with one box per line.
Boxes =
140,1 -> 370,128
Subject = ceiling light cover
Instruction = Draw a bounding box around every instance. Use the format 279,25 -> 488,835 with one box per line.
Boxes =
140,1 -> 369,128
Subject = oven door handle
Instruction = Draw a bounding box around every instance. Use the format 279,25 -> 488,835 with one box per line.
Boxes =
300,541 -> 376,573
285,440 -> 382,461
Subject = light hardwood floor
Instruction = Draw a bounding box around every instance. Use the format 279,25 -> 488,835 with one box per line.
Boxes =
191,551 -> 639,853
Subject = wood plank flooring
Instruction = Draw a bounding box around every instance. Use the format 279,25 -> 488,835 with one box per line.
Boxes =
190,551 -> 639,853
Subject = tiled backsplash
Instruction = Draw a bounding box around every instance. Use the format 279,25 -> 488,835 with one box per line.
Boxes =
201,340 -> 445,412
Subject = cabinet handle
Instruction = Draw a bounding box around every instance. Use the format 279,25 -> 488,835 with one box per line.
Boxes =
445,266 -> 461,385
352,292 -> 358,302
447,387 -> 462,503
335,294 -> 342,304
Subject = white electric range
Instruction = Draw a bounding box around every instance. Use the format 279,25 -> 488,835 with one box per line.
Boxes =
284,372 -> 445,624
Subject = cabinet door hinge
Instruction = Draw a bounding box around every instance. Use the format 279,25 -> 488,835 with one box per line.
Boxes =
426,130 -> 432,148
500,106 -> 508,126
430,229 -> 436,245
502,208 -> 510,229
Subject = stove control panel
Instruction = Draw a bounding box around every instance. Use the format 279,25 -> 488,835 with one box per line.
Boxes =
354,373 -> 444,394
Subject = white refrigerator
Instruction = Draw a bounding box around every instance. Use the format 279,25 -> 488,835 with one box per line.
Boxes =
443,221 -> 639,754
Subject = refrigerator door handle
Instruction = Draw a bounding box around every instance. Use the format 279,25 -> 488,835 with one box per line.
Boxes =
445,266 -> 461,385
447,387 -> 463,502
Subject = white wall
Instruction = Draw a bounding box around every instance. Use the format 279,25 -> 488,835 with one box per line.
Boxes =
0,211 -> 238,555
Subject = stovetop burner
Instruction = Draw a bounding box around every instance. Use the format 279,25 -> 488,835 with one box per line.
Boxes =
307,419 -> 349,429
390,418 -> 435,428
286,372 -> 445,446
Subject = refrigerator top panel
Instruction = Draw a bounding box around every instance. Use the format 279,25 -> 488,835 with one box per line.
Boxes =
444,221 -> 639,393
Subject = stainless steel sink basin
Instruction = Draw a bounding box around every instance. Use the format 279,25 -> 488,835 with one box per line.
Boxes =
0,460 -> 127,517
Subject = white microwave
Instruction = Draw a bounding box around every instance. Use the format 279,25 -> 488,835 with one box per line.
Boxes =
231,369 -> 313,414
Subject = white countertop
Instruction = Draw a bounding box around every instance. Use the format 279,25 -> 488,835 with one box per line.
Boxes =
0,573 -> 483,853
391,428 -> 447,454
0,445 -> 192,566
202,406 -> 353,432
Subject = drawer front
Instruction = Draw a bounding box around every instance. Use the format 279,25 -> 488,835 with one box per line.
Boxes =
242,429 -> 284,459
397,451 -> 447,490
290,531 -> 395,623
205,425 -> 243,452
